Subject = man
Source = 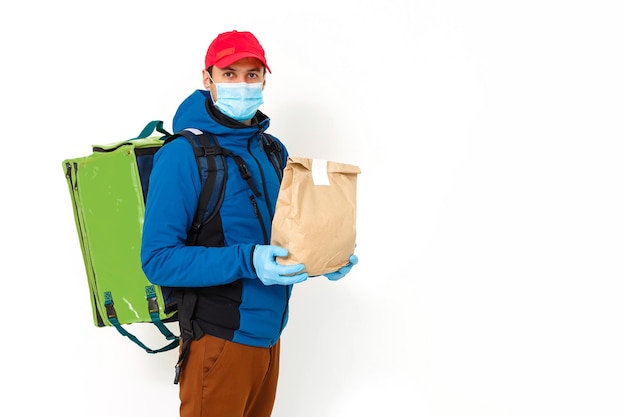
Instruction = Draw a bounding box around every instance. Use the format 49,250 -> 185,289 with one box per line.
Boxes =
141,30 -> 358,417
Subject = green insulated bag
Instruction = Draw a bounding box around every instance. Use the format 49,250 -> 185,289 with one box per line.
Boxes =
62,121 -> 179,354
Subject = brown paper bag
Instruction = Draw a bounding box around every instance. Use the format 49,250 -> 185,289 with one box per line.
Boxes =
271,156 -> 361,276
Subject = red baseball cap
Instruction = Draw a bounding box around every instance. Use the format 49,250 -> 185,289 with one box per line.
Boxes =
205,30 -> 271,73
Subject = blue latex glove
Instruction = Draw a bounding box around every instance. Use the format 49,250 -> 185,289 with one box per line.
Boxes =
253,245 -> 309,286
324,254 -> 359,281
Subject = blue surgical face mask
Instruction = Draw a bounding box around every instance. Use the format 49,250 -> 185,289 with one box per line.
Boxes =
212,81 -> 264,122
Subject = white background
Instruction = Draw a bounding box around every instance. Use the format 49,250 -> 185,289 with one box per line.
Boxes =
1,1 -> 625,416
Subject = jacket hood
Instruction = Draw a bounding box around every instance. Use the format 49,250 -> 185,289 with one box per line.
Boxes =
172,89 -> 270,138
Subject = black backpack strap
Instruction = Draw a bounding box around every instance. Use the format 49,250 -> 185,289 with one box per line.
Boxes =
261,133 -> 284,181
173,288 -> 203,384
167,129 -> 265,240
173,129 -> 229,245
163,129 -> 229,384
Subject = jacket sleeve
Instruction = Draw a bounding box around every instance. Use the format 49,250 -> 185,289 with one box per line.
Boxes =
140,139 -> 257,287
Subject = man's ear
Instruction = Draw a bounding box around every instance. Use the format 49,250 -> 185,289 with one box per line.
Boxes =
202,69 -> 212,89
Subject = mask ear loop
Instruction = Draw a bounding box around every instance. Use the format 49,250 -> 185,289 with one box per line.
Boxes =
205,71 -> 217,103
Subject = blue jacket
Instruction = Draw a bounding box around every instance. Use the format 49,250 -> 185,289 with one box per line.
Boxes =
141,89 -> 290,348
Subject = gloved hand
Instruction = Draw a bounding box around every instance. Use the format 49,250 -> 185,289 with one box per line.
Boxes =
324,254 -> 359,281
253,245 -> 309,286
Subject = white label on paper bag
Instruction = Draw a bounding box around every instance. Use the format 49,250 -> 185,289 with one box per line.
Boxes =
312,159 -> 330,186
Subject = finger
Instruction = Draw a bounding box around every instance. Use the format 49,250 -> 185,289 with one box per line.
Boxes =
269,245 -> 289,257
277,263 -> 306,275
284,272 -> 308,284
326,272 -> 342,281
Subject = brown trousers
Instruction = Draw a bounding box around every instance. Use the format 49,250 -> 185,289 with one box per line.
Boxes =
179,334 -> 280,417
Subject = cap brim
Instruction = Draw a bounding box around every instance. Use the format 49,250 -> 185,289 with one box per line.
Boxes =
214,52 -> 271,73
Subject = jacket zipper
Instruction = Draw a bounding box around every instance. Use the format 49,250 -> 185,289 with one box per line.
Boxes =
248,133 -> 289,339
248,133 -> 276,221
249,195 -> 269,244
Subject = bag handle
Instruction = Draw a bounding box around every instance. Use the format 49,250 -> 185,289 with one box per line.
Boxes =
131,120 -> 172,140
108,316 -> 179,354
104,290 -> 179,354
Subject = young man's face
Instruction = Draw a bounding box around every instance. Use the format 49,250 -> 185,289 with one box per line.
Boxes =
203,57 -> 266,100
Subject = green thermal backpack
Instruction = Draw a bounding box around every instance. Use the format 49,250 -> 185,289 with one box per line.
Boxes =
62,120 -> 284,354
